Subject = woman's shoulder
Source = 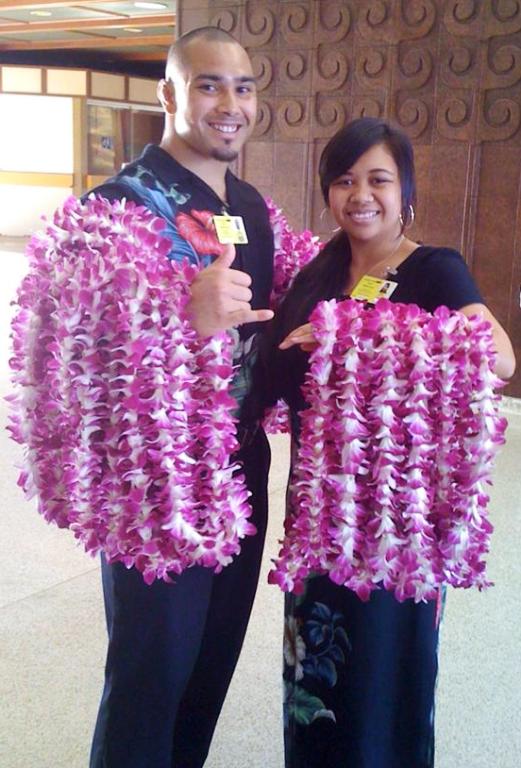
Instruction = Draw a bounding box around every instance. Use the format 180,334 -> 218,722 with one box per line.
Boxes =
408,243 -> 464,262
401,244 -> 468,277
400,244 -> 481,310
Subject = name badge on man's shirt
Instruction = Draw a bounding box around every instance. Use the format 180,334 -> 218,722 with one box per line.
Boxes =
213,215 -> 248,245
350,275 -> 398,303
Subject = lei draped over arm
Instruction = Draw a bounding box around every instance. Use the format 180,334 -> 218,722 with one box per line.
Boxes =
263,198 -> 322,434
8,197 -> 507,600
268,298 -> 507,603
8,195 -> 255,584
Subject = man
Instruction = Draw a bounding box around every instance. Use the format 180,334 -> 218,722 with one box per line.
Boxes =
88,27 -> 275,767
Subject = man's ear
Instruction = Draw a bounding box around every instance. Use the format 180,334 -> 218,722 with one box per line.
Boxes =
157,79 -> 176,115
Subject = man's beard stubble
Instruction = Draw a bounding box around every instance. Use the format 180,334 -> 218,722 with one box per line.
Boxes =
211,147 -> 239,162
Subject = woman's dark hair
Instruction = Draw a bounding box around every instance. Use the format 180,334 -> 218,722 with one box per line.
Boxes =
277,118 -> 417,335
319,117 -> 416,227
256,118 -> 418,410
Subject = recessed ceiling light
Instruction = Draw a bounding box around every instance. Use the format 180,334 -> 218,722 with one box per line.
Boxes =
134,2 -> 167,9
124,28 -> 143,33
30,10 -> 53,16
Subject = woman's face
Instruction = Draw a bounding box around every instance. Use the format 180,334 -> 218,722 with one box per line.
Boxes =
327,142 -> 403,245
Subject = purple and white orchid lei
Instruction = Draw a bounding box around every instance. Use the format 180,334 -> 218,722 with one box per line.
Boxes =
263,198 -> 321,434
268,298 -> 507,603
8,195 -> 254,583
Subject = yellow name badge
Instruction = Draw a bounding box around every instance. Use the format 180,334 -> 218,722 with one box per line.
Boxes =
350,275 -> 398,303
213,215 -> 249,245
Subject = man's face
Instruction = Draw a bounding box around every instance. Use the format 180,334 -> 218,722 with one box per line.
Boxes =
169,39 -> 257,162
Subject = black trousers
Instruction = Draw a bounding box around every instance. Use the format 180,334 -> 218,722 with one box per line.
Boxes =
89,429 -> 270,768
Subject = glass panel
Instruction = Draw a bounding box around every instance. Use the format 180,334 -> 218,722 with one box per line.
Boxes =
129,109 -> 164,162
87,104 -> 130,176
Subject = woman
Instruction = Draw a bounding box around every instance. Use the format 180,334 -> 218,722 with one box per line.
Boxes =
258,118 -> 515,768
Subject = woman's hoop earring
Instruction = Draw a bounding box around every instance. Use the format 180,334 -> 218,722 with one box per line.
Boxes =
320,207 -> 341,233
399,204 -> 415,229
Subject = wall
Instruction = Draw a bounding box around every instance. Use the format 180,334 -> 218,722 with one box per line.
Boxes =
178,0 -> 521,396
0,94 -> 74,235
0,65 -> 162,237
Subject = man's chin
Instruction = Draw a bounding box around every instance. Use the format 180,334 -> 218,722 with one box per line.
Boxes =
211,147 -> 240,162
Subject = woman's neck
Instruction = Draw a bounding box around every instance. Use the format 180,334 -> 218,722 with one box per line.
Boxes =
346,234 -> 419,293
350,233 -> 403,272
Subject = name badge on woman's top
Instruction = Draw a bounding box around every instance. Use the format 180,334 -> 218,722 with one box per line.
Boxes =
213,215 -> 248,245
350,275 -> 398,303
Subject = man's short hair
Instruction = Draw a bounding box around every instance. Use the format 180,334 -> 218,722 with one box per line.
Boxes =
166,26 -> 241,80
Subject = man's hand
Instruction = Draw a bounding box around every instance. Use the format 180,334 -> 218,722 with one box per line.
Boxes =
187,244 -> 274,337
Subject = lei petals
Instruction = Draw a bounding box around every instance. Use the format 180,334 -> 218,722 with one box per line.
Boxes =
8,195 -> 254,582
269,298 -> 506,602
262,198 -> 323,435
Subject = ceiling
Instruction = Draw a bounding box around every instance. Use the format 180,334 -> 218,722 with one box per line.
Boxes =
0,0 -> 176,78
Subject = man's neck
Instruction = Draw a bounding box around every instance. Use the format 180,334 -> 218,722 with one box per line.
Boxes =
159,135 -> 228,203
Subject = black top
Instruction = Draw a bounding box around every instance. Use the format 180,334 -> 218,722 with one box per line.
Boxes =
382,245 -> 482,311
88,144 -> 275,414
257,244 -> 483,414
89,144 -> 274,339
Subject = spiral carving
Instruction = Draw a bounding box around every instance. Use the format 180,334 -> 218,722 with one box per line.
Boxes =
210,9 -> 238,34
443,0 -> 480,36
398,47 -> 433,89
351,97 -> 384,119
479,96 -> 521,140
487,0 -> 521,36
492,0 -> 521,22
441,45 -> 476,88
313,49 -> 349,92
444,0 -> 521,38
251,54 -> 274,93
359,0 -> 435,42
401,0 -> 436,30
276,98 -> 309,139
316,1 -> 351,43
356,48 -> 389,90
437,95 -> 474,140
281,53 -> 308,82
484,44 -> 521,89
253,99 -> 273,138
365,0 -> 390,29
312,96 -> 346,138
281,3 -> 311,46
243,3 -> 276,47
396,97 -> 430,138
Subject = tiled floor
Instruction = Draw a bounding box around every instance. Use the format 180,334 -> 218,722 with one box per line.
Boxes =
1,240 -> 520,767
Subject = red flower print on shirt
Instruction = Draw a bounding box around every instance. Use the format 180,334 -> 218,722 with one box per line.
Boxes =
175,209 -> 226,257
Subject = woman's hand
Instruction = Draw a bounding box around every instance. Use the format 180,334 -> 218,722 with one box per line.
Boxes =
459,303 -> 516,379
279,323 -> 318,352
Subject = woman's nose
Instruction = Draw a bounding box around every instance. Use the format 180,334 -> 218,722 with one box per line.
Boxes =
349,183 -> 373,202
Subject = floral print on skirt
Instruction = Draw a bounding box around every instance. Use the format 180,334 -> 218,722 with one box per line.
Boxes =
283,573 -> 442,768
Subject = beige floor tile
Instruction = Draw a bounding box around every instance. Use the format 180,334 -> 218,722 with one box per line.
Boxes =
1,240 -> 520,767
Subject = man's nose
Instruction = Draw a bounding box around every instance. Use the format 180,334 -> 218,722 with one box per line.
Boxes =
217,88 -> 240,113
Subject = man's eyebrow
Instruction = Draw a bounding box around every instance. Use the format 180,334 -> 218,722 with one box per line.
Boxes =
193,74 -> 257,84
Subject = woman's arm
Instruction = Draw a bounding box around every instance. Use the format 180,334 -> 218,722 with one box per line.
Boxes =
459,303 -> 516,379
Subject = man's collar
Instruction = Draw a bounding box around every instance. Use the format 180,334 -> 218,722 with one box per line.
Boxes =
139,143 -> 237,195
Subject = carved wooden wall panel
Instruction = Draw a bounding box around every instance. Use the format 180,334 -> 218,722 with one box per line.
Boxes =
178,1 -> 521,396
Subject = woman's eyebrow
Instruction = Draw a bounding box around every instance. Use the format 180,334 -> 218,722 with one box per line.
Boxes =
369,167 -> 396,174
